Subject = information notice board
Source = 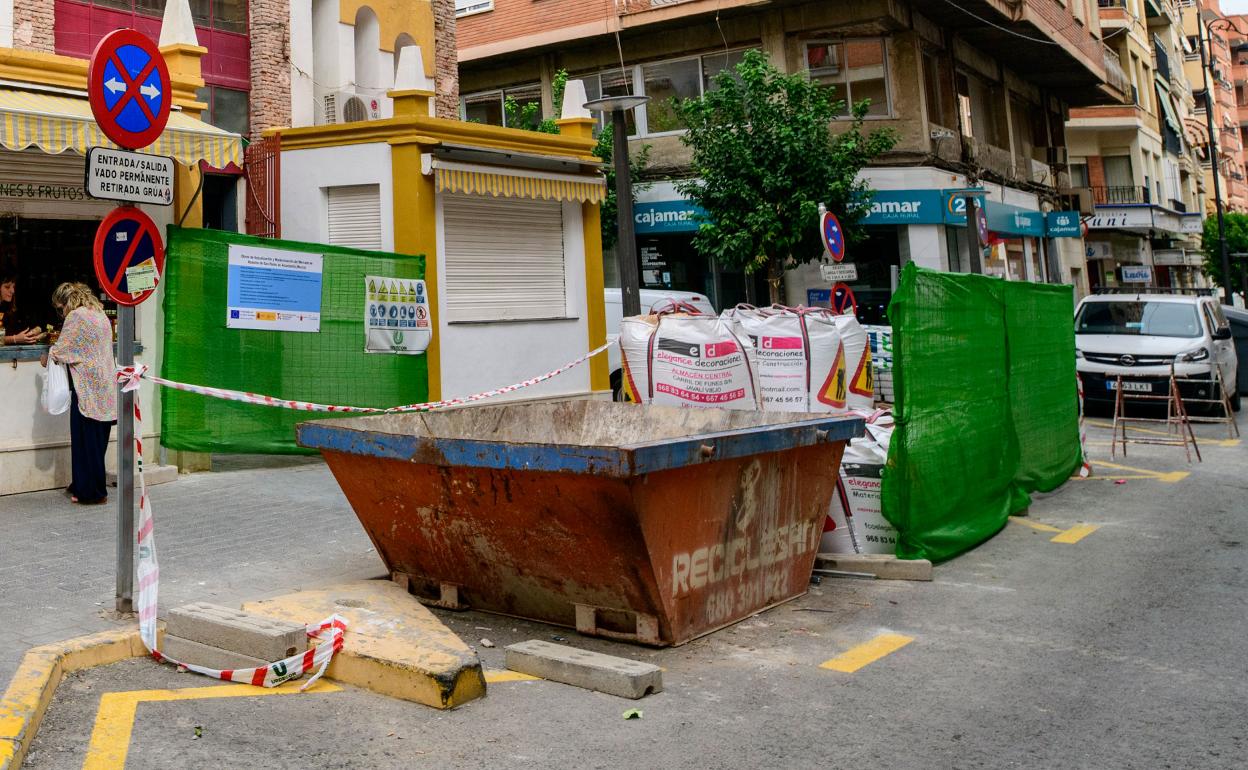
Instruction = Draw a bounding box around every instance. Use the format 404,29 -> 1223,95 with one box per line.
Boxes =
226,244 -> 323,332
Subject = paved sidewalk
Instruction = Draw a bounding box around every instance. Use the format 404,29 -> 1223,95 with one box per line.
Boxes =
0,457 -> 382,683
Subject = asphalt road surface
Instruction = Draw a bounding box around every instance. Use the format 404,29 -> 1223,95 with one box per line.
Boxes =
23,416 -> 1247,769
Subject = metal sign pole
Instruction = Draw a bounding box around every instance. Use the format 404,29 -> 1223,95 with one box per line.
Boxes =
116,304 -> 135,614
965,195 -> 983,274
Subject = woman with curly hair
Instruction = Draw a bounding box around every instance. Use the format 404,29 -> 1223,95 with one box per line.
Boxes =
41,282 -> 117,505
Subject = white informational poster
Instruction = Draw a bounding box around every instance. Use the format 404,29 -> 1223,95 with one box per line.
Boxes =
226,245 -> 323,333
365,276 -> 432,355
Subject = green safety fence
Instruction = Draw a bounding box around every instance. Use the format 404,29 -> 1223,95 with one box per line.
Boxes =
160,227 -> 427,454
881,264 -> 1081,562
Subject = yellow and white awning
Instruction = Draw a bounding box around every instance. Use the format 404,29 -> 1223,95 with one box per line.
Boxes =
433,160 -> 606,204
0,88 -> 242,167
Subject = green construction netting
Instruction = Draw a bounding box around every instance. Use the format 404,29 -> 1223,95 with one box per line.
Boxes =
160,226 -> 427,454
881,264 -> 1081,562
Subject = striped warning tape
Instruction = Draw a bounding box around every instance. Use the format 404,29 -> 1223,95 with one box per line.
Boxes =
118,368 -> 346,690
1077,373 -> 1091,478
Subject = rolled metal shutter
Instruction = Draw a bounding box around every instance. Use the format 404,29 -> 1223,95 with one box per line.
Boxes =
442,194 -> 566,322
326,184 -> 382,250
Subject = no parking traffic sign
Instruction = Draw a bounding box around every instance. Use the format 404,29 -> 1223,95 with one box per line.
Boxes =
87,29 -> 171,150
93,206 -> 165,306
821,210 -> 846,262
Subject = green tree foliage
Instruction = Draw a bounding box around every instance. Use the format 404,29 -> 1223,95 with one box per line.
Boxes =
675,49 -> 896,302
506,70 -> 650,249
1200,212 -> 1248,291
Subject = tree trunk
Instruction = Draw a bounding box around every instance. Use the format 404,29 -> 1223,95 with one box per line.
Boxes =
767,257 -> 784,305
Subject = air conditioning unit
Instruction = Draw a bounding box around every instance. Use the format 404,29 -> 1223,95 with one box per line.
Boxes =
1065,186 -> 1095,216
322,90 -> 381,125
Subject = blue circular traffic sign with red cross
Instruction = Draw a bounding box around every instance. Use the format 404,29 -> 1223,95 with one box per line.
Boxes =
93,206 -> 165,306
821,210 -> 846,262
87,29 -> 171,150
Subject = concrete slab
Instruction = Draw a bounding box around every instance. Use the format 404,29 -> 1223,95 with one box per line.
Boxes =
107,464 -> 179,487
159,636 -> 271,672
505,640 -> 662,699
814,553 -> 933,581
166,603 -> 306,661
242,581 -> 485,709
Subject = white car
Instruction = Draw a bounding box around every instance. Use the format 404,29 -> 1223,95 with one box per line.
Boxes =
1075,290 -> 1239,413
604,288 -> 716,399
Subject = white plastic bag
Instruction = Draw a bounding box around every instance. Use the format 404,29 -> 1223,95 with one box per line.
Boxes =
619,304 -> 760,410
41,363 -> 71,415
724,305 -> 847,412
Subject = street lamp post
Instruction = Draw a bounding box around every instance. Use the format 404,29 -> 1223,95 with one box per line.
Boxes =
1197,17 -> 1236,305
585,94 -> 650,318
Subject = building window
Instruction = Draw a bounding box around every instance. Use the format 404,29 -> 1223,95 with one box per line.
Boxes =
66,0 -> 246,32
461,83 -> 542,128
574,49 -> 756,138
196,86 -> 250,137
921,49 -> 954,129
454,0 -> 492,17
806,39 -> 890,118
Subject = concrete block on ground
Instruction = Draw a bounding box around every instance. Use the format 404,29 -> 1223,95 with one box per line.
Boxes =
815,553 -> 933,581
166,603 -> 306,661
107,464 -> 179,487
243,580 -> 485,709
160,635 -> 273,671
505,640 -> 662,699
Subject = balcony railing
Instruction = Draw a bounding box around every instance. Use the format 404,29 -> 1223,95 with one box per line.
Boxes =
1104,45 -> 1133,98
1092,185 -> 1151,205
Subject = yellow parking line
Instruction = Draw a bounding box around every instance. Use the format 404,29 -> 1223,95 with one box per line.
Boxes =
83,680 -> 341,769
484,670 -> 539,683
1009,516 -> 1063,533
820,633 -> 914,673
1050,524 -> 1100,544
1089,460 -> 1190,483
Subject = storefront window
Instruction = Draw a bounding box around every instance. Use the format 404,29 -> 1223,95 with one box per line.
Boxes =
806,39 -> 891,118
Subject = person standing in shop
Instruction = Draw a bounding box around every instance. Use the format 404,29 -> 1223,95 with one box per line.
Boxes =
40,282 -> 117,505
0,273 -> 46,345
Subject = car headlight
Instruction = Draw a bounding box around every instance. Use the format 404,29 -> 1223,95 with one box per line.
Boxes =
1179,347 -> 1210,363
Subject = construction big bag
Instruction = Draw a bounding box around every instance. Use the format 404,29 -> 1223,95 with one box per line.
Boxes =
831,314 -> 875,411
619,302 -> 761,410
820,410 -> 899,555
723,305 -> 847,412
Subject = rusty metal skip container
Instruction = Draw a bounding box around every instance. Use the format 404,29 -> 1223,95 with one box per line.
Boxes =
297,401 -> 863,646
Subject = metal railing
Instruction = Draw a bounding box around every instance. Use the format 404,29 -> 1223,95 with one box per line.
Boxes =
1104,45 -> 1132,97
1091,185 -> 1151,204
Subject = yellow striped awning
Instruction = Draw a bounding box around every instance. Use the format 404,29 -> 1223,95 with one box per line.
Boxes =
0,88 -> 242,167
434,161 -> 606,204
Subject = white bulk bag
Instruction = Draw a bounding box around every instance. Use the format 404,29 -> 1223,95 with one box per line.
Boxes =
824,411 -> 899,554
724,305 -> 847,412
831,314 -> 875,411
619,309 -> 760,410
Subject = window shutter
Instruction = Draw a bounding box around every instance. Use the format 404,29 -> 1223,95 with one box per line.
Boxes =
326,184 -> 382,250
443,194 -> 566,322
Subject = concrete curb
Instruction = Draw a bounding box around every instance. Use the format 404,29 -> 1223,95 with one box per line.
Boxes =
0,627 -> 151,769
815,553 -> 934,581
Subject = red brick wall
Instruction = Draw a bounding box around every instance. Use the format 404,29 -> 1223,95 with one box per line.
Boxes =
457,0 -> 605,52
434,0 -> 459,119
1024,0 -> 1102,73
1087,155 -> 1106,190
12,0 -> 55,52
250,0 -> 291,139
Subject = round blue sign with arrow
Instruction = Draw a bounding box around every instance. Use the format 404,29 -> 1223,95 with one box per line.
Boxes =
821,210 -> 846,263
87,29 -> 171,150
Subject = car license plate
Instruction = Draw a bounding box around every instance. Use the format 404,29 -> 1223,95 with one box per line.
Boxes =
1106,380 -> 1151,392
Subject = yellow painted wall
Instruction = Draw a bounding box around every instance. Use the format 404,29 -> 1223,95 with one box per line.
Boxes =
340,0 -> 435,71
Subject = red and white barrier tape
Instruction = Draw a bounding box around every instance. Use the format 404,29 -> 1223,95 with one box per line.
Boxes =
118,338 -> 615,415
1077,374 -> 1091,478
118,371 -> 347,690
113,339 -> 614,685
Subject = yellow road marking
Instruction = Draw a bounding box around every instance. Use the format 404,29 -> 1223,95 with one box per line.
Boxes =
819,633 -> 913,673
1010,517 -> 1100,543
1050,524 -> 1100,544
83,680 -> 341,769
1088,422 -> 1240,448
484,670 -> 539,683
1009,516 -> 1063,533
1087,460 -> 1190,483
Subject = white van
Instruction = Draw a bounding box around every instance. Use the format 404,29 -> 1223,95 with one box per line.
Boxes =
603,288 -> 716,399
1075,290 -> 1239,413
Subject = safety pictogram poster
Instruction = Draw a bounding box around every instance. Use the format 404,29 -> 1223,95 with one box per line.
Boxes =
365,276 -> 431,354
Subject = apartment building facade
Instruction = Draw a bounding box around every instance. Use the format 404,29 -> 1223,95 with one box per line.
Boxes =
458,0 -> 1127,314
1184,0 -> 1248,217
1067,0 -> 1207,289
